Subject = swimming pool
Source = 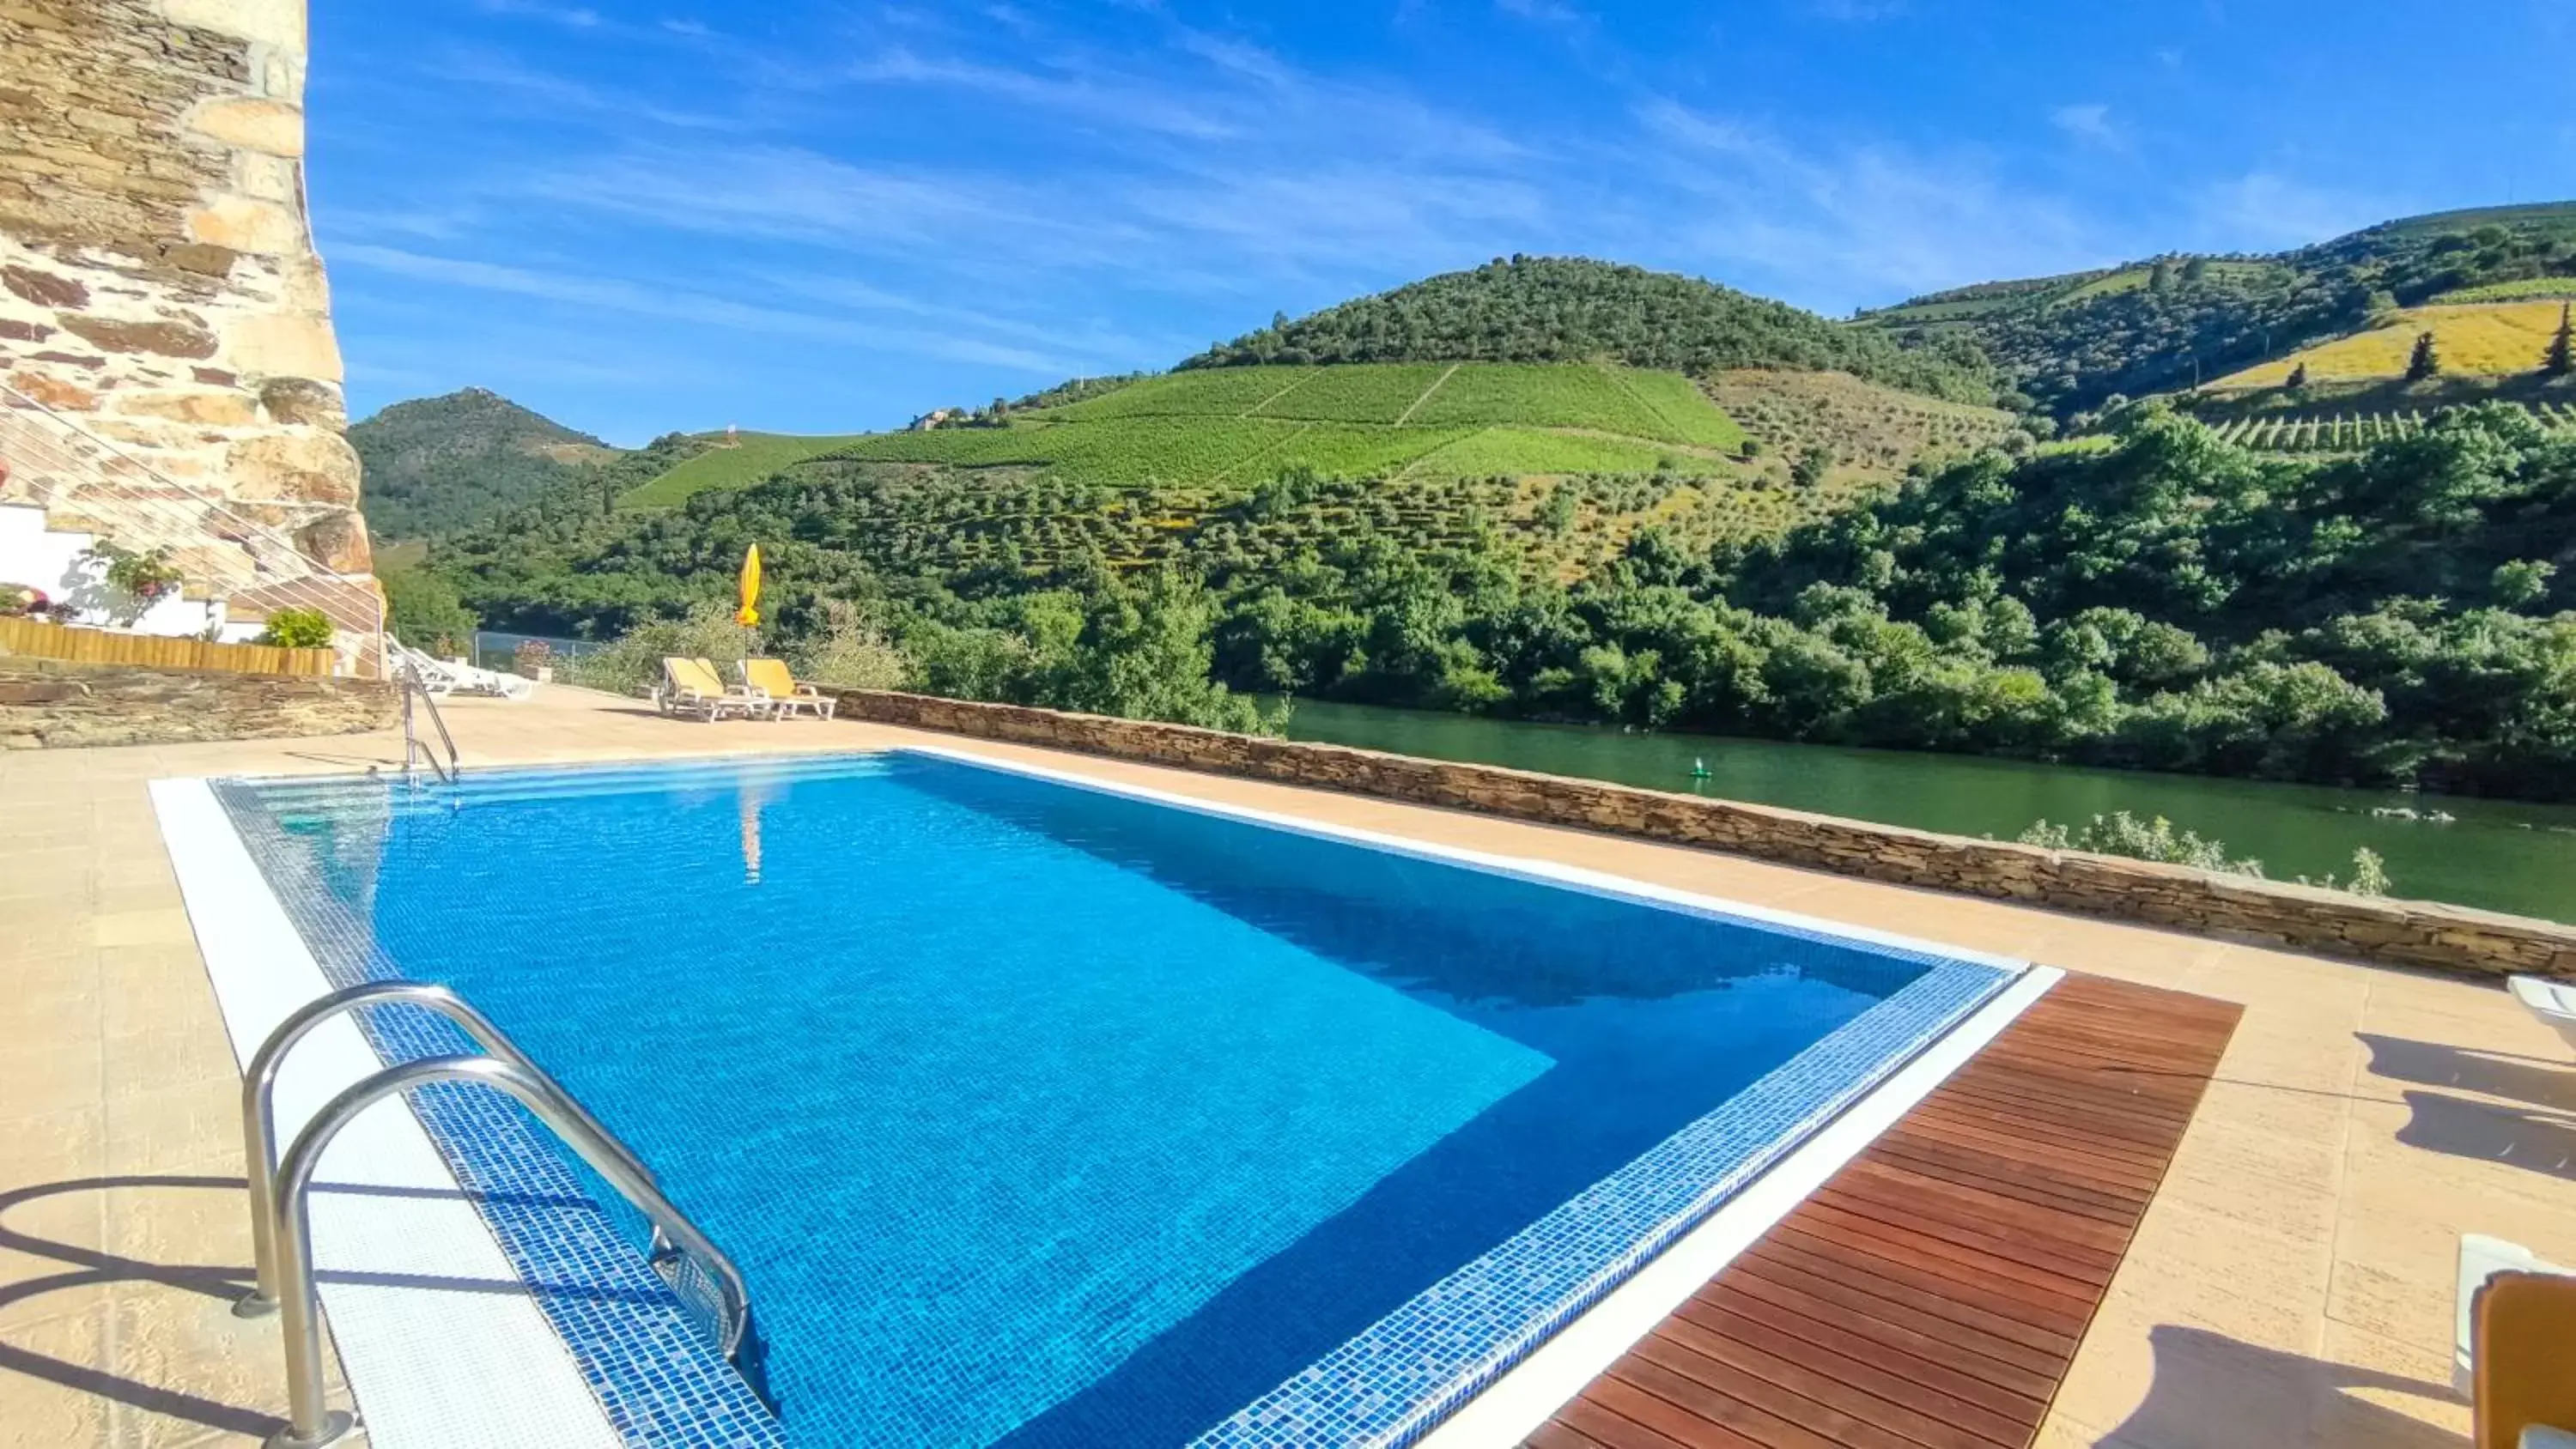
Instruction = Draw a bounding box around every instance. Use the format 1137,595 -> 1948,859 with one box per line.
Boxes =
195,749 -> 2025,1448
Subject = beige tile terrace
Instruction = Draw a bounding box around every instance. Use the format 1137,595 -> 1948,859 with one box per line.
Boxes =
3,683 -> 2569,1447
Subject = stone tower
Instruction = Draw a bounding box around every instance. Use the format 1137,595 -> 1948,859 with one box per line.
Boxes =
0,0 -> 370,579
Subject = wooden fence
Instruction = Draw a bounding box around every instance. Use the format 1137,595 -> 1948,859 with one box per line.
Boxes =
0,615 -> 337,676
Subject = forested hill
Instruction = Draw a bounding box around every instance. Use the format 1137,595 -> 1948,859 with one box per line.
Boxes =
352,388 -> 617,540
1862,201 -> 2576,415
1182,256 -> 1998,405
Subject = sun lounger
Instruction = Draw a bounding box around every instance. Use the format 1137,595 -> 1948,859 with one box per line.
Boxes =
741,658 -> 835,719
392,639 -> 533,700
2458,1234 -> 2574,1399
657,656 -> 767,721
2470,1262 -> 2576,1449
2507,976 -> 2576,1052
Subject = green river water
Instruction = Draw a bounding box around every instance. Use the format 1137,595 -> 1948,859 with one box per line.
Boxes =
1279,699 -> 2576,925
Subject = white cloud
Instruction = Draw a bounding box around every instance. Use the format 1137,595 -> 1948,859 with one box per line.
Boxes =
2193,173 -> 2393,251
1495,0 -> 1589,27
473,0 -> 602,27
1632,100 -> 2114,308
842,49 -> 1242,140
330,244 -> 1078,373
1803,0 -> 1908,21
425,50 -> 744,130
2050,103 -> 2123,149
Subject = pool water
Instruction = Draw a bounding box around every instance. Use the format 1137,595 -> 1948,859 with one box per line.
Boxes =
217,752 -> 2012,1448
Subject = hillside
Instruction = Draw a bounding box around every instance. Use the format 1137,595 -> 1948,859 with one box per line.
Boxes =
619,432 -> 872,509
1184,256 -> 1996,403
1705,369 -> 2020,483
2215,300 -> 2573,386
618,361 -> 1763,512
1860,201 -> 2576,415
568,361 -> 1911,592
352,388 -> 617,539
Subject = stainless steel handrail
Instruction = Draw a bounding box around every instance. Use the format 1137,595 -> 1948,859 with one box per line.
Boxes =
234,981 -> 645,1317
259,1054 -> 754,1449
397,667 -> 459,785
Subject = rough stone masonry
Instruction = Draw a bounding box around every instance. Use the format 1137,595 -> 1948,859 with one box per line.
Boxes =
827,688 -> 2576,983
0,0 -> 372,576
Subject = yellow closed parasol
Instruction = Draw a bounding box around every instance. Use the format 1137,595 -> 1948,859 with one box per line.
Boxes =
736,543 -> 762,627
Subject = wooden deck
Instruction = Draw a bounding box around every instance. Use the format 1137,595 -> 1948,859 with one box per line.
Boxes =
1526,973 -> 2242,1449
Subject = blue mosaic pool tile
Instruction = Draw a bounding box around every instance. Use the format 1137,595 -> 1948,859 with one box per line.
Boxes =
214,777 -> 787,1449
1187,948 -> 2008,1449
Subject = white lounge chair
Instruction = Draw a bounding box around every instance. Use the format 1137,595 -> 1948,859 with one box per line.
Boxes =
2508,976 -> 2576,1053
392,640 -> 533,700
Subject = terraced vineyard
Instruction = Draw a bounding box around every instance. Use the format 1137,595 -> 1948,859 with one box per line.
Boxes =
2431,277 -> 2576,305
2207,412 -> 2432,451
2202,400 -> 2576,452
620,432 -> 871,508
624,362 -> 1754,511
1707,368 -> 2020,482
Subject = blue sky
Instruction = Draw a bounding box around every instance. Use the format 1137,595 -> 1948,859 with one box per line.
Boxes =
311,0 -> 2576,445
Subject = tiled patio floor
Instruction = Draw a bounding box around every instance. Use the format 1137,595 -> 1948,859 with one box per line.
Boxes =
3,684 -> 2569,1448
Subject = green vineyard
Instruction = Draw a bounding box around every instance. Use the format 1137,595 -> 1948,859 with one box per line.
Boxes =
2205,400 -> 2576,452
622,362 -> 1756,510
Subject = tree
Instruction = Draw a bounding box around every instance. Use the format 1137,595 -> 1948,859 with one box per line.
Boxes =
2286,361 -> 2309,390
381,567 -> 477,652
2405,330 -> 2440,381
2182,256 -> 2210,284
2148,257 -> 2176,293
2545,302 -> 2573,378
1792,446 -> 1833,489
2494,560 -> 2556,611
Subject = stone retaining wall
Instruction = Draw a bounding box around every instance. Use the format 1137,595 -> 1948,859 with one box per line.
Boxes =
829,688 -> 2576,981
0,656 -> 392,748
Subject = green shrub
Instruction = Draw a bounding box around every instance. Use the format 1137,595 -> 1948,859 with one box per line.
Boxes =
797,601 -> 910,691
2019,812 -> 2396,896
557,601 -> 756,696
255,608 -> 335,649
2018,811 -> 2263,876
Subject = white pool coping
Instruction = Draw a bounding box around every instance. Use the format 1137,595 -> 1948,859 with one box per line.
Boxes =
149,778 -> 624,1449
154,747 -> 2055,1449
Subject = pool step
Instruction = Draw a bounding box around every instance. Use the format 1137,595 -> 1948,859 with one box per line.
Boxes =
238,755 -> 896,816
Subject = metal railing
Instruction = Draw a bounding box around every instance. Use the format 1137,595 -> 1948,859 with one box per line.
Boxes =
238,982 -> 754,1449
397,666 -> 459,785
0,381 -> 384,672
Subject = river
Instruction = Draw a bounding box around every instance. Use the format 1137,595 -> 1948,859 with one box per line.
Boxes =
1279,699 -> 2576,925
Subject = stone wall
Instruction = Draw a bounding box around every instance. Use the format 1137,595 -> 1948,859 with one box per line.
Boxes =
0,0 -> 369,575
0,655 -> 392,748
829,689 -> 2576,982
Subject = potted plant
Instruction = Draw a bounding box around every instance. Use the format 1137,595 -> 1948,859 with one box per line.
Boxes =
255,607 -> 336,649
81,542 -> 186,608
513,638 -> 555,684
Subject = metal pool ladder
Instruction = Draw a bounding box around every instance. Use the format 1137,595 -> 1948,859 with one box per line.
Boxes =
396,665 -> 459,785
235,981 -> 755,1449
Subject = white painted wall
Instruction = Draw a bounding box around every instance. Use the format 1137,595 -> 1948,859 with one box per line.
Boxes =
0,502 -> 219,637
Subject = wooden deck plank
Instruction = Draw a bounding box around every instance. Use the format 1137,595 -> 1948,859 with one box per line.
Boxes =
1521,973 -> 2239,1449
